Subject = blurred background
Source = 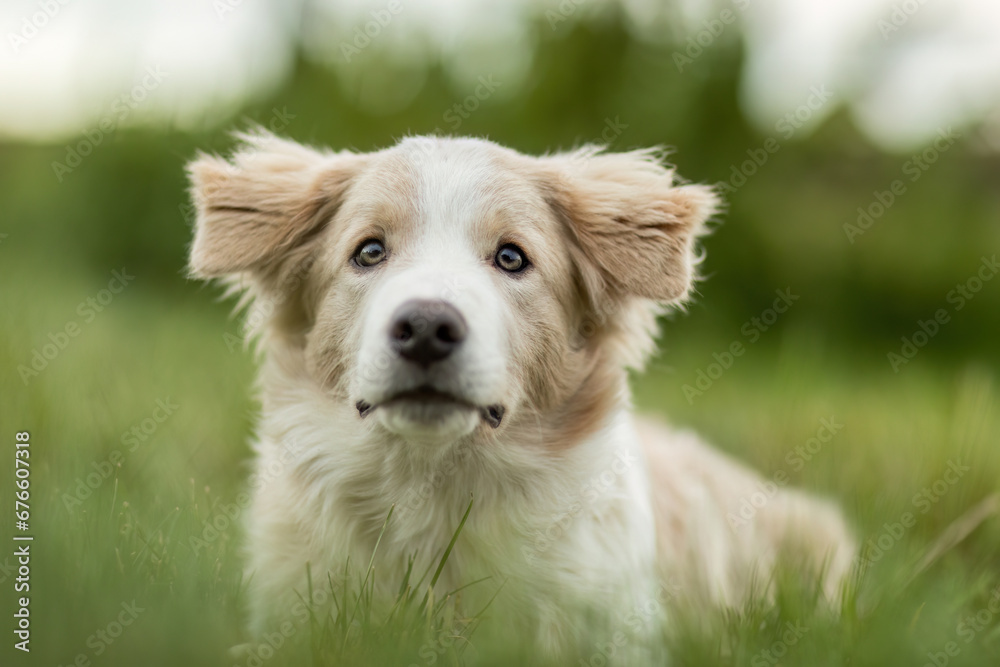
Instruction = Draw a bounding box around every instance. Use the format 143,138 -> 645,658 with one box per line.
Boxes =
1,0 -> 999,665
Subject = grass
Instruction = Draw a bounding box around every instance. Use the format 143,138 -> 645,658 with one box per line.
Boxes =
2,255 -> 1000,666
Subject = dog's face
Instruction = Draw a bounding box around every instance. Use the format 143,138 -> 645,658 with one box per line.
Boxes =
188,134 -> 716,447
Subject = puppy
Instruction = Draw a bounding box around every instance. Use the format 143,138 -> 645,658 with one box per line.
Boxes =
187,132 -> 855,658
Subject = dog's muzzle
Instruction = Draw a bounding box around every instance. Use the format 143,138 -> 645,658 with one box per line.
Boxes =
355,299 -> 504,428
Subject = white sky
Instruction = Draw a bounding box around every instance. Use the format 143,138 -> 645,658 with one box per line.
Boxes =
1,0 -> 998,151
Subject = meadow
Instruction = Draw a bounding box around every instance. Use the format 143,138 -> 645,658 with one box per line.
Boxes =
3,248 -> 999,666
2,15 -> 1000,666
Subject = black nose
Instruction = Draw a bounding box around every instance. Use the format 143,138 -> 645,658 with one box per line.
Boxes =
389,299 -> 467,367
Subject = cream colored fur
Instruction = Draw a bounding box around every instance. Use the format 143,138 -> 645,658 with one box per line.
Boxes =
187,132 -> 855,660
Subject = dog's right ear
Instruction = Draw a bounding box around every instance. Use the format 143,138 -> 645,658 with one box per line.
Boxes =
187,132 -> 366,279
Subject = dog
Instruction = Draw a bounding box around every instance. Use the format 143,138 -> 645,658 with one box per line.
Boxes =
187,132 -> 855,659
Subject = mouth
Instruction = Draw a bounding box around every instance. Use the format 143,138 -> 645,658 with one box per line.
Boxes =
356,386 -> 504,428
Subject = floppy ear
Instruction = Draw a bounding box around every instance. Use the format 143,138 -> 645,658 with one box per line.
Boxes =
541,147 -> 719,307
186,131 -> 366,280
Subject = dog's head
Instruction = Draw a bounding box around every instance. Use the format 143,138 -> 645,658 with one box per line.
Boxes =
188,133 -> 717,448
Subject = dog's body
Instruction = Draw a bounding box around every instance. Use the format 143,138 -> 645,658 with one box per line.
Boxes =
188,134 -> 855,658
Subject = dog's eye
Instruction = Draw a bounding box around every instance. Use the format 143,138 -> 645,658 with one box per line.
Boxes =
354,239 -> 386,267
495,244 -> 527,273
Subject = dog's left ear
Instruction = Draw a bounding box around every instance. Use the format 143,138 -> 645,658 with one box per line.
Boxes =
539,147 -> 720,306
186,131 -> 366,282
